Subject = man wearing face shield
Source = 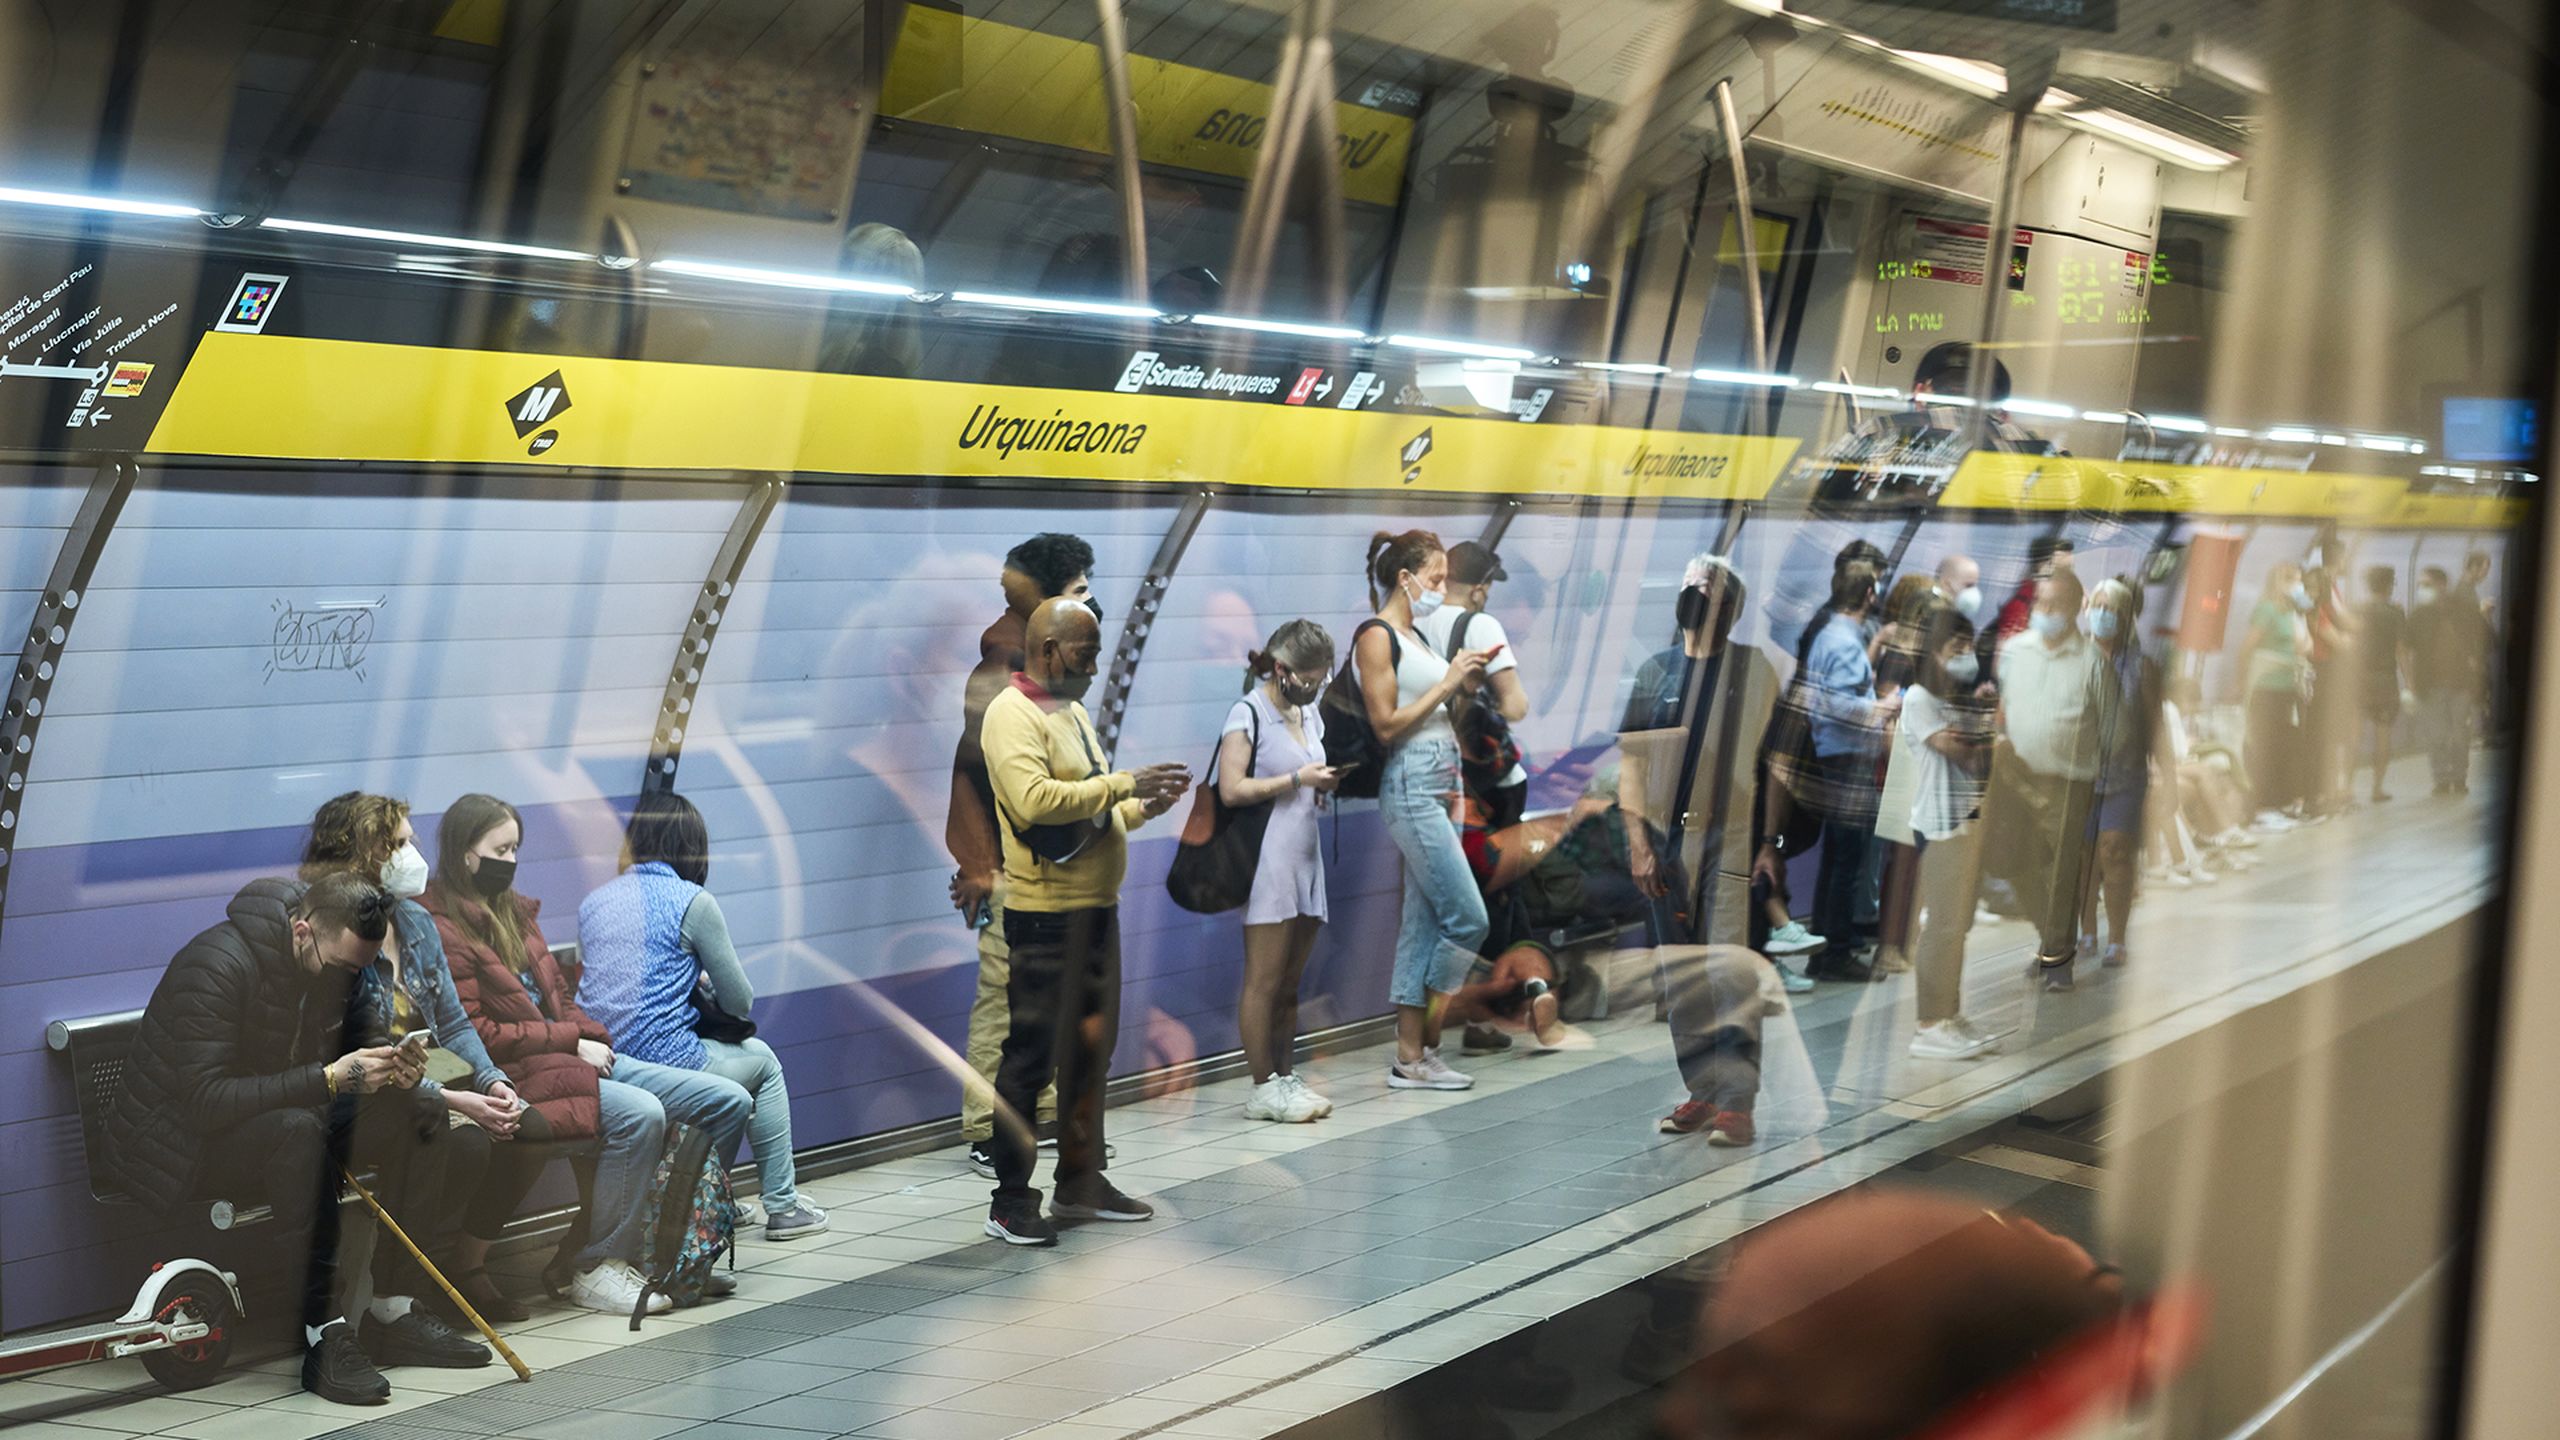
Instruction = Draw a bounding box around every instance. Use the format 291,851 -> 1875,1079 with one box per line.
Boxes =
979,599 -> 1191,1246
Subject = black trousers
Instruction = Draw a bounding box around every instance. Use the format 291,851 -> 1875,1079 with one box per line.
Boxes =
199,1086 -> 464,1330
992,906 -> 1120,1207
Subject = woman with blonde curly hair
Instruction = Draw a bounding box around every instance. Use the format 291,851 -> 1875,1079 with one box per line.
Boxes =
301,791 -> 529,1341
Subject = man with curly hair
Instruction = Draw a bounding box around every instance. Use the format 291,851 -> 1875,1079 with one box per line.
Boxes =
948,533 -> 1097,1175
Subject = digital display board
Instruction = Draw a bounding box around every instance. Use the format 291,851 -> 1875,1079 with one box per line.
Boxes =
1878,0 -> 2118,33
2441,396 -> 2540,464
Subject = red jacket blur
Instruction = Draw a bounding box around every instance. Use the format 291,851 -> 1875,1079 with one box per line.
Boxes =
423,883 -> 605,1141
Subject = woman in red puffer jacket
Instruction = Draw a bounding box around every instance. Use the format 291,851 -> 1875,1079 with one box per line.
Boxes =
424,794 -> 729,1316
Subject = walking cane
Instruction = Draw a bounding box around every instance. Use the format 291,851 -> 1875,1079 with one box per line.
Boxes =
342,1169 -> 533,1382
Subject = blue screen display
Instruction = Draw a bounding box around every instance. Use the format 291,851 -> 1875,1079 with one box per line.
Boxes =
2442,396 -> 2540,463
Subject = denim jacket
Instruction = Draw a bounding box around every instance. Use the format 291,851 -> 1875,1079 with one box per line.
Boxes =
356,897 -> 508,1096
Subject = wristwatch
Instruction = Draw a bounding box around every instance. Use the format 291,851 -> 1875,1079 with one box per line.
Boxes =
1760,834 -> 1785,851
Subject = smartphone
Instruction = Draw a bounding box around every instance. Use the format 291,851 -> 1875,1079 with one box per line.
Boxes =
397,1028 -> 435,1052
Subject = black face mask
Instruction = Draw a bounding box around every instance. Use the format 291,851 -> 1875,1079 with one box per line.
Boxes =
1278,673 -> 1322,706
1046,668 -> 1096,702
1083,596 -> 1105,624
471,856 -> 518,898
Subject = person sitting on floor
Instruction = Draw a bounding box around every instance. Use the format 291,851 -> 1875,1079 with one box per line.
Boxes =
101,872 -> 487,1407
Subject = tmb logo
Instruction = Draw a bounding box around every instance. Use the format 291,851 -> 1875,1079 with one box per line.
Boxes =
505,370 -> 571,455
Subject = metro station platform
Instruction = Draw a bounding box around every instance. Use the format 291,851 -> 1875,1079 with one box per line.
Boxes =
0,763 -> 2498,1440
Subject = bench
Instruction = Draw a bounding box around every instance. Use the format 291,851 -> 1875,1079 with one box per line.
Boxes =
50,946 -> 603,1240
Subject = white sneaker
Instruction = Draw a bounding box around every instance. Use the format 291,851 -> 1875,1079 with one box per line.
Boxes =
1283,1074 -> 1333,1118
1244,1077 -> 1285,1120
1763,921 -> 1826,956
2253,810 -> 2298,832
1246,1077 -> 1321,1122
568,1261 -> 673,1316
1909,1020 -> 1998,1061
1954,1016 -> 2004,1052
1389,1050 -> 1474,1090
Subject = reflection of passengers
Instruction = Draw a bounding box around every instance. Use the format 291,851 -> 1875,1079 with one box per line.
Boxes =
1769,559 -> 1899,981
580,792 -> 830,1240
1902,606 -> 2000,1060
1219,620 -> 1344,1124
950,533 -> 1095,1176
1817,342 -> 2047,500
425,793 -> 752,1316
817,223 -> 926,377
1992,570 -> 2115,991
1618,555 -> 1779,950
103,873 -> 472,1406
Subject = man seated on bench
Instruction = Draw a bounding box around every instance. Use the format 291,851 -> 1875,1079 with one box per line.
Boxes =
103,871 -> 491,1407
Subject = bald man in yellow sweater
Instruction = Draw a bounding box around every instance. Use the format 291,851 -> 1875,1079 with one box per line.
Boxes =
980,598 -> 1191,1246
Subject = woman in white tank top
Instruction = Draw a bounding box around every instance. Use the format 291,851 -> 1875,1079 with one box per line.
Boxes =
1355,530 -> 1495,1091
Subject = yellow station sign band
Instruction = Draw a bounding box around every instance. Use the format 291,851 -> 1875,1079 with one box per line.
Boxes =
145,333 -> 1798,503
883,9 -> 1414,209
1938,451 -> 2520,528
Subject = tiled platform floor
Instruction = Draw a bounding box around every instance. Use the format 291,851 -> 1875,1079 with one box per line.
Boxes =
0,765 -> 2496,1440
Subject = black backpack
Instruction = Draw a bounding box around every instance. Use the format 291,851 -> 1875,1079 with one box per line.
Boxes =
1444,610 -> 1524,796
1319,619 -> 1397,799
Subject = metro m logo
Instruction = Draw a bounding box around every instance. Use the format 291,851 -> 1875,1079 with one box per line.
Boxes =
504,370 -> 573,439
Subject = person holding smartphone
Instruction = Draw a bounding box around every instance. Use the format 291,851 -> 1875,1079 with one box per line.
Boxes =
300,791 -> 525,1351
1358,530 -> 1495,1092
1219,620 -> 1342,1123
980,597 -> 1191,1245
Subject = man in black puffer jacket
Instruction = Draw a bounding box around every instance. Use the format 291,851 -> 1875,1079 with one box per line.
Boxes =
104,872 -> 488,1404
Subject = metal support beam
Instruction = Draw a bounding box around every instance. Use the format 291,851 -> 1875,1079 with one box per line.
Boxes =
643,475 -> 786,795
1096,489 -> 1214,760
1966,61 -> 2051,450
1476,501 -> 1521,553
1711,80 -> 1769,386
1092,0 -> 1152,306
0,463 -> 137,901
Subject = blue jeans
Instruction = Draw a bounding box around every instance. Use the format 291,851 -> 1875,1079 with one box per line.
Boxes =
1380,735 -> 1488,1007
595,1057 -> 755,1261
699,1037 -> 801,1213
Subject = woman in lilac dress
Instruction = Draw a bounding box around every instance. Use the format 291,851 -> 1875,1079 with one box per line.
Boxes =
1217,620 -> 1343,1123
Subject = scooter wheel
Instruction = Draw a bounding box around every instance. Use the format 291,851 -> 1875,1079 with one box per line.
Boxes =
139,1280 -> 235,1390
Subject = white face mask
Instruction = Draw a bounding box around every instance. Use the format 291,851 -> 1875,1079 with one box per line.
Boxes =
1405,579 -> 1446,620
2417,585 -> 2443,606
2030,611 -> 2071,643
381,840 -> 429,899
1954,585 -> 1983,620
1944,652 -> 1981,687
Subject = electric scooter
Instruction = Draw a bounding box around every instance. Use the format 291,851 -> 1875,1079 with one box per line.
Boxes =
0,1257 -> 242,1389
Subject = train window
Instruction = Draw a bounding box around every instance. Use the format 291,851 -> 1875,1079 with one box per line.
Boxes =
0,3 -> 2548,1439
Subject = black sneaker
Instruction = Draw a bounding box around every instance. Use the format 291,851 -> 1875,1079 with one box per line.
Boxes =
360,1307 -> 493,1369
1461,1024 -> 1514,1055
1051,1180 -> 1153,1223
985,1201 -> 1058,1247
303,1322 -> 391,1405
965,1141 -> 996,1178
